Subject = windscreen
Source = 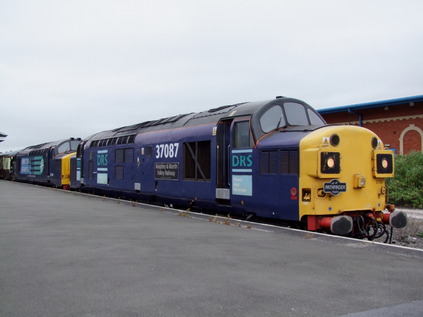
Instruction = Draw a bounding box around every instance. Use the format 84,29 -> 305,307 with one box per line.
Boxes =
259,102 -> 325,133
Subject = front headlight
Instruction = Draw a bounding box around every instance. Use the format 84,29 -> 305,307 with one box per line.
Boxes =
373,150 -> 394,178
377,154 -> 393,173
320,152 -> 340,174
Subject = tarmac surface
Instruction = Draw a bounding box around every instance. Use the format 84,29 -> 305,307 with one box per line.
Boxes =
1,180 -> 422,317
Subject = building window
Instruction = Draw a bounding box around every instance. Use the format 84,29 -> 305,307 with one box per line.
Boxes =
400,124 -> 423,154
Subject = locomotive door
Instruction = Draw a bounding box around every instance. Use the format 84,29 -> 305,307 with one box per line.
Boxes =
216,119 -> 232,203
216,117 -> 253,204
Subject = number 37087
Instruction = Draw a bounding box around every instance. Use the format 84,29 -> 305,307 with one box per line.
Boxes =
155,143 -> 179,159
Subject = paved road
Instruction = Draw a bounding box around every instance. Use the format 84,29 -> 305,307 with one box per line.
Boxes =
1,180 -> 422,317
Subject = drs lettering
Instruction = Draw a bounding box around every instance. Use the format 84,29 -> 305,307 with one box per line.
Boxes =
232,154 -> 253,168
97,153 -> 108,166
156,143 -> 179,159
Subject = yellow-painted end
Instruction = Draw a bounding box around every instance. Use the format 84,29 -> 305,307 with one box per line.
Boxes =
61,152 -> 75,187
299,125 -> 394,220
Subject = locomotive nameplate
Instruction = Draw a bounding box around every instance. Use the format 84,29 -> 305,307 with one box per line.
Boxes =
323,179 -> 347,196
155,162 -> 179,180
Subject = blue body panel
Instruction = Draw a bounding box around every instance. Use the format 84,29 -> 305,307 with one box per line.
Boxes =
15,152 -> 50,183
81,125 -> 312,221
82,124 -> 217,206
14,139 -> 81,187
70,155 -> 82,189
247,131 -> 312,221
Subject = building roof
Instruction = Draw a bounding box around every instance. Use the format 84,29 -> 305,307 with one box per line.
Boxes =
318,95 -> 423,114
0,131 -> 7,142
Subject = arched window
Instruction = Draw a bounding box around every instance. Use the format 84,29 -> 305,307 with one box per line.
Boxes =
399,125 -> 423,154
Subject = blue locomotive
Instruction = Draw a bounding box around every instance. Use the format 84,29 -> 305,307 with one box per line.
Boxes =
12,138 -> 81,188
72,96 -> 406,238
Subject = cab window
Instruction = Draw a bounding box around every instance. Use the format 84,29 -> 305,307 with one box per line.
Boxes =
57,142 -> 70,153
308,109 -> 325,125
284,102 -> 309,126
260,106 -> 285,133
259,102 -> 325,133
70,140 -> 80,151
234,121 -> 253,148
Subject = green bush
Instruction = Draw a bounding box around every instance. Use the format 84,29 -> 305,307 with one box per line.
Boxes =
387,151 -> 423,208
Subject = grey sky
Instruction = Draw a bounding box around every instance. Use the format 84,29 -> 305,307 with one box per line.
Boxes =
1,0 -> 422,152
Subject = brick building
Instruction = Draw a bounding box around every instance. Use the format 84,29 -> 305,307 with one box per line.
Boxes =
318,95 -> 423,155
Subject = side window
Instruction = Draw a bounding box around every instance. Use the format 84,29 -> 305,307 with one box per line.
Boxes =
115,166 -> 124,180
145,146 -> 153,157
115,148 -> 133,164
234,121 -> 253,148
114,148 -> 134,180
124,148 -> 134,163
183,141 -> 211,181
115,149 -> 124,163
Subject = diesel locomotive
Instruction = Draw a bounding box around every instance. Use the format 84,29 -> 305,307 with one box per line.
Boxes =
1,96 -> 406,240
10,138 -> 81,189
72,96 -> 406,239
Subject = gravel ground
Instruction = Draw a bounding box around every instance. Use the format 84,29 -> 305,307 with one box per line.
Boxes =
389,208 -> 423,250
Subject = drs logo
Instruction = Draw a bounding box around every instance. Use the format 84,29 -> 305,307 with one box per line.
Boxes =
232,154 -> 253,168
97,152 -> 108,166
232,149 -> 253,171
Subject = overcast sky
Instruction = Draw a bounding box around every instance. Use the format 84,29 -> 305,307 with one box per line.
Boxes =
1,0 -> 422,152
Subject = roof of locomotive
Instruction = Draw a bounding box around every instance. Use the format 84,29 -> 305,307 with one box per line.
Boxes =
16,138 -> 81,155
85,97 -> 314,141
16,141 -> 59,155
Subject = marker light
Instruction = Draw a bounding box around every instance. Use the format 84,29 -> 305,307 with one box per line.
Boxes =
353,174 -> 366,189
